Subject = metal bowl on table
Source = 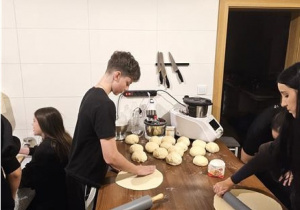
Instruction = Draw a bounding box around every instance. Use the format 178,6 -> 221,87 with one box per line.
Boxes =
144,118 -> 166,140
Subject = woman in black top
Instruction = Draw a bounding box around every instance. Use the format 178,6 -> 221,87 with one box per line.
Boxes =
19,107 -> 72,210
213,62 -> 300,210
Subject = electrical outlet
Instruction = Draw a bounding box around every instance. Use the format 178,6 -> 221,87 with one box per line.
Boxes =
197,85 -> 207,95
123,90 -> 157,97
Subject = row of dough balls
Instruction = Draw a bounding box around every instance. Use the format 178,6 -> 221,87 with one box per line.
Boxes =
146,136 -> 192,166
190,140 -> 220,167
125,134 -> 147,163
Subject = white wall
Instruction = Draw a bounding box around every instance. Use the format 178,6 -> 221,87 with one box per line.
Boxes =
1,0 -> 219,141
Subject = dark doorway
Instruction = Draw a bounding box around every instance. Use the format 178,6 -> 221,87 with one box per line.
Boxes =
220,10 -> 291,145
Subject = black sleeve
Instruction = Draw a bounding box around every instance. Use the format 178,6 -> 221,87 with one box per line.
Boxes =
94,99 -> 116,139
1,115 -> 21,161
232,139 -> 279,184
2,157 -> 20,175
1,115 -> 21,174
29,146 -> 37,155
242,105 -> 280,156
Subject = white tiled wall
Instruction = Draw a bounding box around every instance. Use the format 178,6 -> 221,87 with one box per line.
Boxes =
1,0 -> 219,141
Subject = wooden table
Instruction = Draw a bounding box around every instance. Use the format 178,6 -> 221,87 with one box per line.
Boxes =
96,139 -> 286,210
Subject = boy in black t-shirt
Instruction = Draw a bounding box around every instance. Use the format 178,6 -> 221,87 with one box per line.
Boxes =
65,51 -> 156,210
241,105 -> 282,164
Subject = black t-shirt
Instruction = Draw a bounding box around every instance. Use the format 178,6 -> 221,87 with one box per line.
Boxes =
243,105 -> 281,156
65,87 -> 116,188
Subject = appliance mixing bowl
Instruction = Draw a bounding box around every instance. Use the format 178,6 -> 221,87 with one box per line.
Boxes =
144,118 -> 166,138
183,96 -> 212,118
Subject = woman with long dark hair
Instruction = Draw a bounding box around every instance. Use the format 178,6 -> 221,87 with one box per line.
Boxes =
19,107 -> 72,210
213,62 -> 300,209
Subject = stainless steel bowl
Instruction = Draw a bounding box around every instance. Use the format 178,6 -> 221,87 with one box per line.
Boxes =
115,124 -> 128,140
195,105 -> 209,118
144,118 -> 166,138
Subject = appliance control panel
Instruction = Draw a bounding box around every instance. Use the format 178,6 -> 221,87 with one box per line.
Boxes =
123,90 -> 157,97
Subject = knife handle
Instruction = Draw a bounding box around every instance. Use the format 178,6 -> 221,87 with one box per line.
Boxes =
159,72 -> 163,84
165,76 -> 170,88
177,70 -> 184,83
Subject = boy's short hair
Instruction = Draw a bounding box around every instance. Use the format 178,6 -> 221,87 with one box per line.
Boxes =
106,51 -> 141,82
271,108 -> 285,133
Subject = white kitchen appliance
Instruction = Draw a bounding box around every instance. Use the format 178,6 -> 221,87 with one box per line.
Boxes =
170,96 -> 223,142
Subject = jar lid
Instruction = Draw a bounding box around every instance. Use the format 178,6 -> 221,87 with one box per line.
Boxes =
209,159 -> 225,167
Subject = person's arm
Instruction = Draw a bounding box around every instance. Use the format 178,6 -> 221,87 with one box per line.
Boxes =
6,166 -> 22,199
100,138 -> 156,176
19,145 -> 37,156
213,140 -> 279,196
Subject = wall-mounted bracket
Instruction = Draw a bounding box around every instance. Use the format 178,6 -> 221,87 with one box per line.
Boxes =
155,63 -> 189,66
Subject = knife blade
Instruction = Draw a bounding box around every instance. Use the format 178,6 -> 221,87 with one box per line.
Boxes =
159,52 -> 170,88
157,52 -> 163,84
169,52 -> 184,83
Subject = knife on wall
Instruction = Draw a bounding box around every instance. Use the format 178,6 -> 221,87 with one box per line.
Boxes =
157,52 -> 163,84
169,52 -> 184,83
159,52 -> 170,88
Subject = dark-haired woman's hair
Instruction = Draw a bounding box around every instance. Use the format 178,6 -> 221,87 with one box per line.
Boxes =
276,62 -> 300,172
34,107 -> 72,163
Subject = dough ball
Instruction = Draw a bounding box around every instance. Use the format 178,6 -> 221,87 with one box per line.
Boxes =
192,139 -> 206,148
125,134 -> 139,144
161,136 -> 176,145
166,152 -> 182,166
129,144 -> 144,153
150,126 -> 164,136
160,141 -> 172,150
175,142 -> 188,152
145,142 -> 159,153
189,146 -> 206,157
149,136 -> 162,145
153,148 -> 168,159
205,142 -> 220,153
168,145 -> 184,157
177,136 -> 190,146
131,151 -> 147,163
193,155 -> 208,166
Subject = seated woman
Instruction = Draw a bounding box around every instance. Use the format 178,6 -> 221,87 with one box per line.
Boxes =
19,107 -> 72,210
213,62 -> 300,210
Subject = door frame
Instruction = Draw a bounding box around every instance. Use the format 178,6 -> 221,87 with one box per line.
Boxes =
212,0 -> 300,121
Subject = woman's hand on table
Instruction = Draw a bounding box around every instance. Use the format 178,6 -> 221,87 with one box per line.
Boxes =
213,177 -> 234,196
